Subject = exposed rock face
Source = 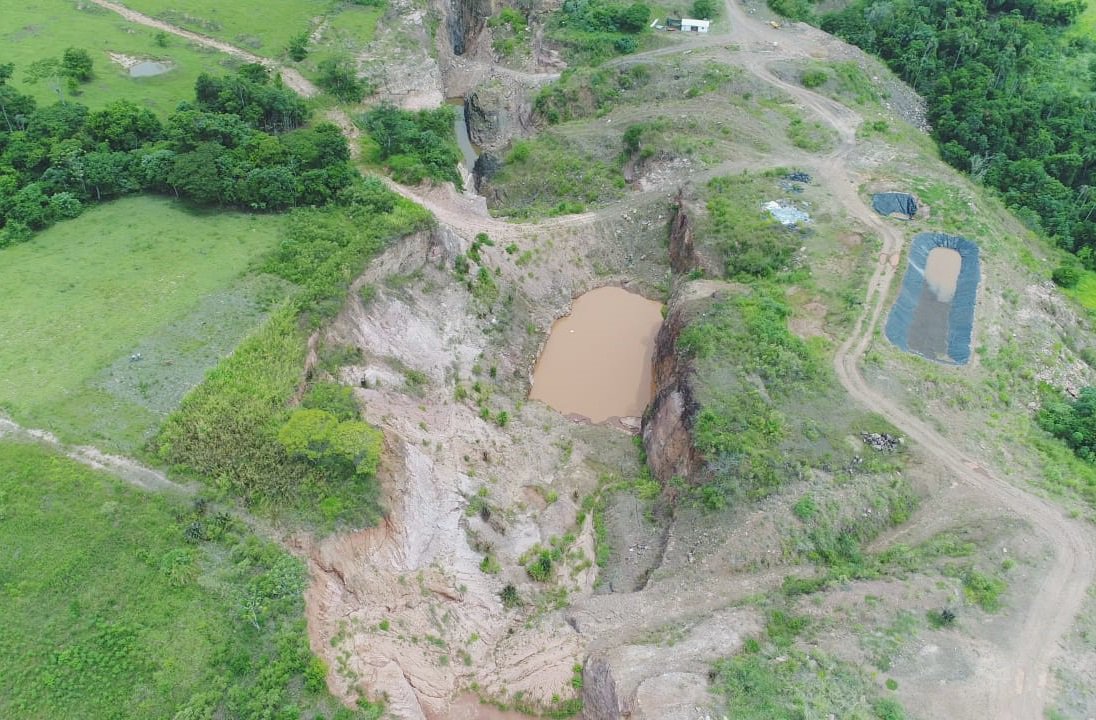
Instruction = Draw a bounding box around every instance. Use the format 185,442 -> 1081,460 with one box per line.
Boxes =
465,80 -> 533,148
581,607 -> 756,719
668,192 -> 699,275
642,303 -> 700,484
472,151 -> 502,191
448,0 -> 491,56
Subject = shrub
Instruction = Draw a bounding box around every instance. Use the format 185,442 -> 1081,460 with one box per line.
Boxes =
316,56 -> 371,102
792,494 -> 817,521
926,607 -> 957,629
500,583 -> 522,608
361,103 -> 462,187
302,382 -> 360,421
1052,262 -> 1081,288
800,68 -> 828,88
526,549 -> 554,581
962,569 -> 1005,612
692,0 -> 717,18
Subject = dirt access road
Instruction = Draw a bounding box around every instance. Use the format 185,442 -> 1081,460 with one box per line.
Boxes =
713,4 -> 1096,718
85,1 -> 1096,717
0,415 -> 190,494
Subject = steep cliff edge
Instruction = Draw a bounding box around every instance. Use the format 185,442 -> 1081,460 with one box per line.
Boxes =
448,0 -> 491,55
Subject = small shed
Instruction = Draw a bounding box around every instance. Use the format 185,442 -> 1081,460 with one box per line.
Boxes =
681,18 -> 710,32
666,17 -> 682,30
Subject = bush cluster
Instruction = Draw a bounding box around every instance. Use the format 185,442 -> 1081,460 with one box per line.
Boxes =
0,64 -> 349,244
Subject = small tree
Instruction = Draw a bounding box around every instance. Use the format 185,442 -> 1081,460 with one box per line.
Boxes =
61,48 -> 94,83
692,0 -> 716,19
1052,262 -> 1081,288
317,56 -> 370,103
287,32 -> 309,61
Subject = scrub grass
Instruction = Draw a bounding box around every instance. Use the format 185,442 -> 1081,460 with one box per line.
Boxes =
120,0 -> 335,57
1067,269 -> 1096,313
2,0 -> 241,114
0,441 -> 365,720
0,196 -> 284,450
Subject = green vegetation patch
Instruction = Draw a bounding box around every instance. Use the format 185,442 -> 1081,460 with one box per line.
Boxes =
489,8 -> 533,60
712,628 -> 907,719
0,441 -> 364,719
679,287 -> 831,506
548,0 -> 654,64
534,61 -> 740,124
359,104 -> 462,188
1,1 -> 239,114
703,173 -> 803,279
121,0 -> 333,57
157,185 -> 430,527
0,197 -> 283,448
485,134 -> 625,218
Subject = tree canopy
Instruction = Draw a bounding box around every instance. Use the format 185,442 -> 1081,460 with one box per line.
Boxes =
0,64 -> 354,243
818,0 -> 1096,260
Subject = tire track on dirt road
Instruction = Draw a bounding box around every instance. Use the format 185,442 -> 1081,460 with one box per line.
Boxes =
87,0 -> 320,97
718,2 -> 1096,717
0,415 -> 192,494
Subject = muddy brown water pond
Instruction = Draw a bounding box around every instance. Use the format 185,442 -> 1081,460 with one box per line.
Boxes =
529,286 -> 663,423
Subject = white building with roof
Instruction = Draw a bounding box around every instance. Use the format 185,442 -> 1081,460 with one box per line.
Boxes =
681,18 -> 710,32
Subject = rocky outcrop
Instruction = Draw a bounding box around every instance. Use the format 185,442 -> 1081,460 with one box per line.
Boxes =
472,151 -> 501,192
581,607 -> 757,719
642,302 -> 700,484
465,82 -> 508,146
668,191 -> 698,275
465,79 -> 536,149
448,0 -> 491,55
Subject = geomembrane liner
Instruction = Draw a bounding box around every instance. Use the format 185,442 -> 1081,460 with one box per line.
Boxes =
884,232 -> 980,365
872,192 -> 918,220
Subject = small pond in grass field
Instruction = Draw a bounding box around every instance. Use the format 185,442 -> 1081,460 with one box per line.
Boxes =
529,286 -> 663,423
129,60 -> 174,77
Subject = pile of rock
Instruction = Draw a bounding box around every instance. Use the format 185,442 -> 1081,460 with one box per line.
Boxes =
860,431 -> 902,452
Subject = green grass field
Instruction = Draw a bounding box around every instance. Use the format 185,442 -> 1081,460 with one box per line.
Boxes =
1067,270 -> 1096,312
122,0 -> 338,58
0,440 -> 359,719
3,0 -> 242,114
1073,0 -> 1096,34
0,196 -> 286,450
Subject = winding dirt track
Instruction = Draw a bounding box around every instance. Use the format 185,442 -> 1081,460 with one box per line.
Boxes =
84,2 -> 1096,717
714,4 -> 1096,718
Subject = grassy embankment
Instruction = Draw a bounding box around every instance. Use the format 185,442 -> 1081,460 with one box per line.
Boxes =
118,0 -> 333,58
0,441 -> 382,720
5,1 -> 238,113
0,197 -> 284,450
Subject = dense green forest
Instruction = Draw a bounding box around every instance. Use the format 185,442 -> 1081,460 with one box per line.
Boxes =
783,0 -> 1096,262
0,62 -> 353,244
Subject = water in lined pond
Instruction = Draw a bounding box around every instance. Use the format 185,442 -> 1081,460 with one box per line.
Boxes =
908,247 -> 963,360
448,98 -> 479,171
129,60 -> 173,77
922,247 -> 961,302
529,286 -> 663,423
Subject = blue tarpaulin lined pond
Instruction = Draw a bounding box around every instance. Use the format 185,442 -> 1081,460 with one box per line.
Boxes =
885,232 -> 980,365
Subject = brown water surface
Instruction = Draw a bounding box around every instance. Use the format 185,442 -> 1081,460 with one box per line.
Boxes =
529,286 -> 663,423
924,247 -> 961,302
